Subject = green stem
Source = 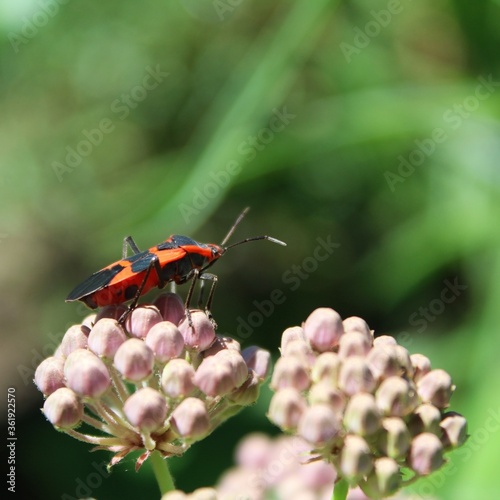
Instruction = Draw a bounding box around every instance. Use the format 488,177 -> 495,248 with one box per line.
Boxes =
333,477 -> 349,500
150,451 -> 175,495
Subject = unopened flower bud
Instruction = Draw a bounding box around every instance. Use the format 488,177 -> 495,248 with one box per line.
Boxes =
311,352 -> 341,385
161,359 -> 195,399
194,350 -> 247,396
394,345 -> 414,378
154,292 -> 186,325
408,403 -> 442,435
378,417 -> 411,459
360,457 -> 401,498
82,313 -> 97,330
440,412 -> 468,448
303,308 -> 344,352
228,371 -> 260,406
241,346 -> 271,380
123,387 -> 167,432
282,339 -> 314,364
170,397 -> 209,439
338,332 -> 371,359
88,319 -> 127,358
343,393 -> 381,436
340,434 -> 372,481
338,356 -> 376,396
190,488 -> 218,500
59,324 -> 90,356
342,316 -> 372,343
64,349 -> 111,398
178,311 -> 216,352
125,306 -> 163,339
161,492 -> 186,500
280,326 -> 306,352
235,433 -> 272,468
366,345 -> 401,381
43,387 -> 83,428
270,356 -> 310,391
417,369 -> 454,408
268,387 -> 307,430
35,356 -> 65,395
373,335 -> 397,347
298,404 -> 341,446
203,336 -> 241,356
409,432 -> 444,475
376,376 -> 417,417
114,338 -> 155,381
94,305 -> 128,323
410,353 -> 432,381
145,321 -> 184,362
308,382 -> 345,415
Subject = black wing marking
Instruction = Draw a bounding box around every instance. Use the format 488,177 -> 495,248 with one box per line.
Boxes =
66,264 -> 124,301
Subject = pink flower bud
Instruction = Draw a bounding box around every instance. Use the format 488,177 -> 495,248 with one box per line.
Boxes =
338,356 -> 376,396
64,349 -> 111,398
88,318 -> 127,358
35,356 -> 65,395
193,350 -> 248,396
378,417 -> 411,459
366,345 -> 401,381
270,356 -> 310,392
59,324 -> 90,357
311,352 -> 341,385
360,457 -> 401,498
114,338 -> 155,381
268,388 -> 307,430
241,346 -> 271,380
280,326 -> 306,352
123,387 -> 167,432
170,397 -> 209,439
43,387 -> 83,428
125,305 -> 163,339
440,412 -> 468,448
417,369 -> 454,408
308,382 -> 346,415
298,404 -> 341,447
235,433 -> 272,469
409,432 -> 444,475
161,359 -> 195,398
393,345 -> 414,378
178,310 -> 216,352
410,353 -> 432,382
376,376 -> 418,417
340,434 -> 372,482
373,335 -> 397,347
228,370 -> 260,406
145,321 -> 184,362
342,316 -> 372,343
338,332 -> 372,359
343,393 -> 381,436
408,403 -> 442,435
203,335 -> 241,357
94,305 -> 128,323
82,314 -> 97,330
154,292 -> 186,325
303,308 -> 344,352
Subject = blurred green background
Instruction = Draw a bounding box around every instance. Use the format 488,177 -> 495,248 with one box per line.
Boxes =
1,0 -> 499,498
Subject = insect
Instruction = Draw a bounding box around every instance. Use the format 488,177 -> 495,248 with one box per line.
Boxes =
66,208 -> 286,323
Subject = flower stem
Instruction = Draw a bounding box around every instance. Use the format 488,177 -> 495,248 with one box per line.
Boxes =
150,450 -> 175,495
333,477 -> 348,500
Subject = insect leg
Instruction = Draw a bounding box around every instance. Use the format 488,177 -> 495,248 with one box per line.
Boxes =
122,236 -> 142,258
198,272 -> 218,328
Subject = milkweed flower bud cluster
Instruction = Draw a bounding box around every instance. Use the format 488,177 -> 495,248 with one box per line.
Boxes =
267,308 -> 467,498
35,293 -> 271,469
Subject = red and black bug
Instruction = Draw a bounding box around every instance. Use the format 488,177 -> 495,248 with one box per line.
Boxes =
66,208 -> 286,322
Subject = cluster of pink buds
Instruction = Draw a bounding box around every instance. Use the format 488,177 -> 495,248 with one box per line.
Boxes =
34,293 -> 270,469
267,308 -> 467,498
